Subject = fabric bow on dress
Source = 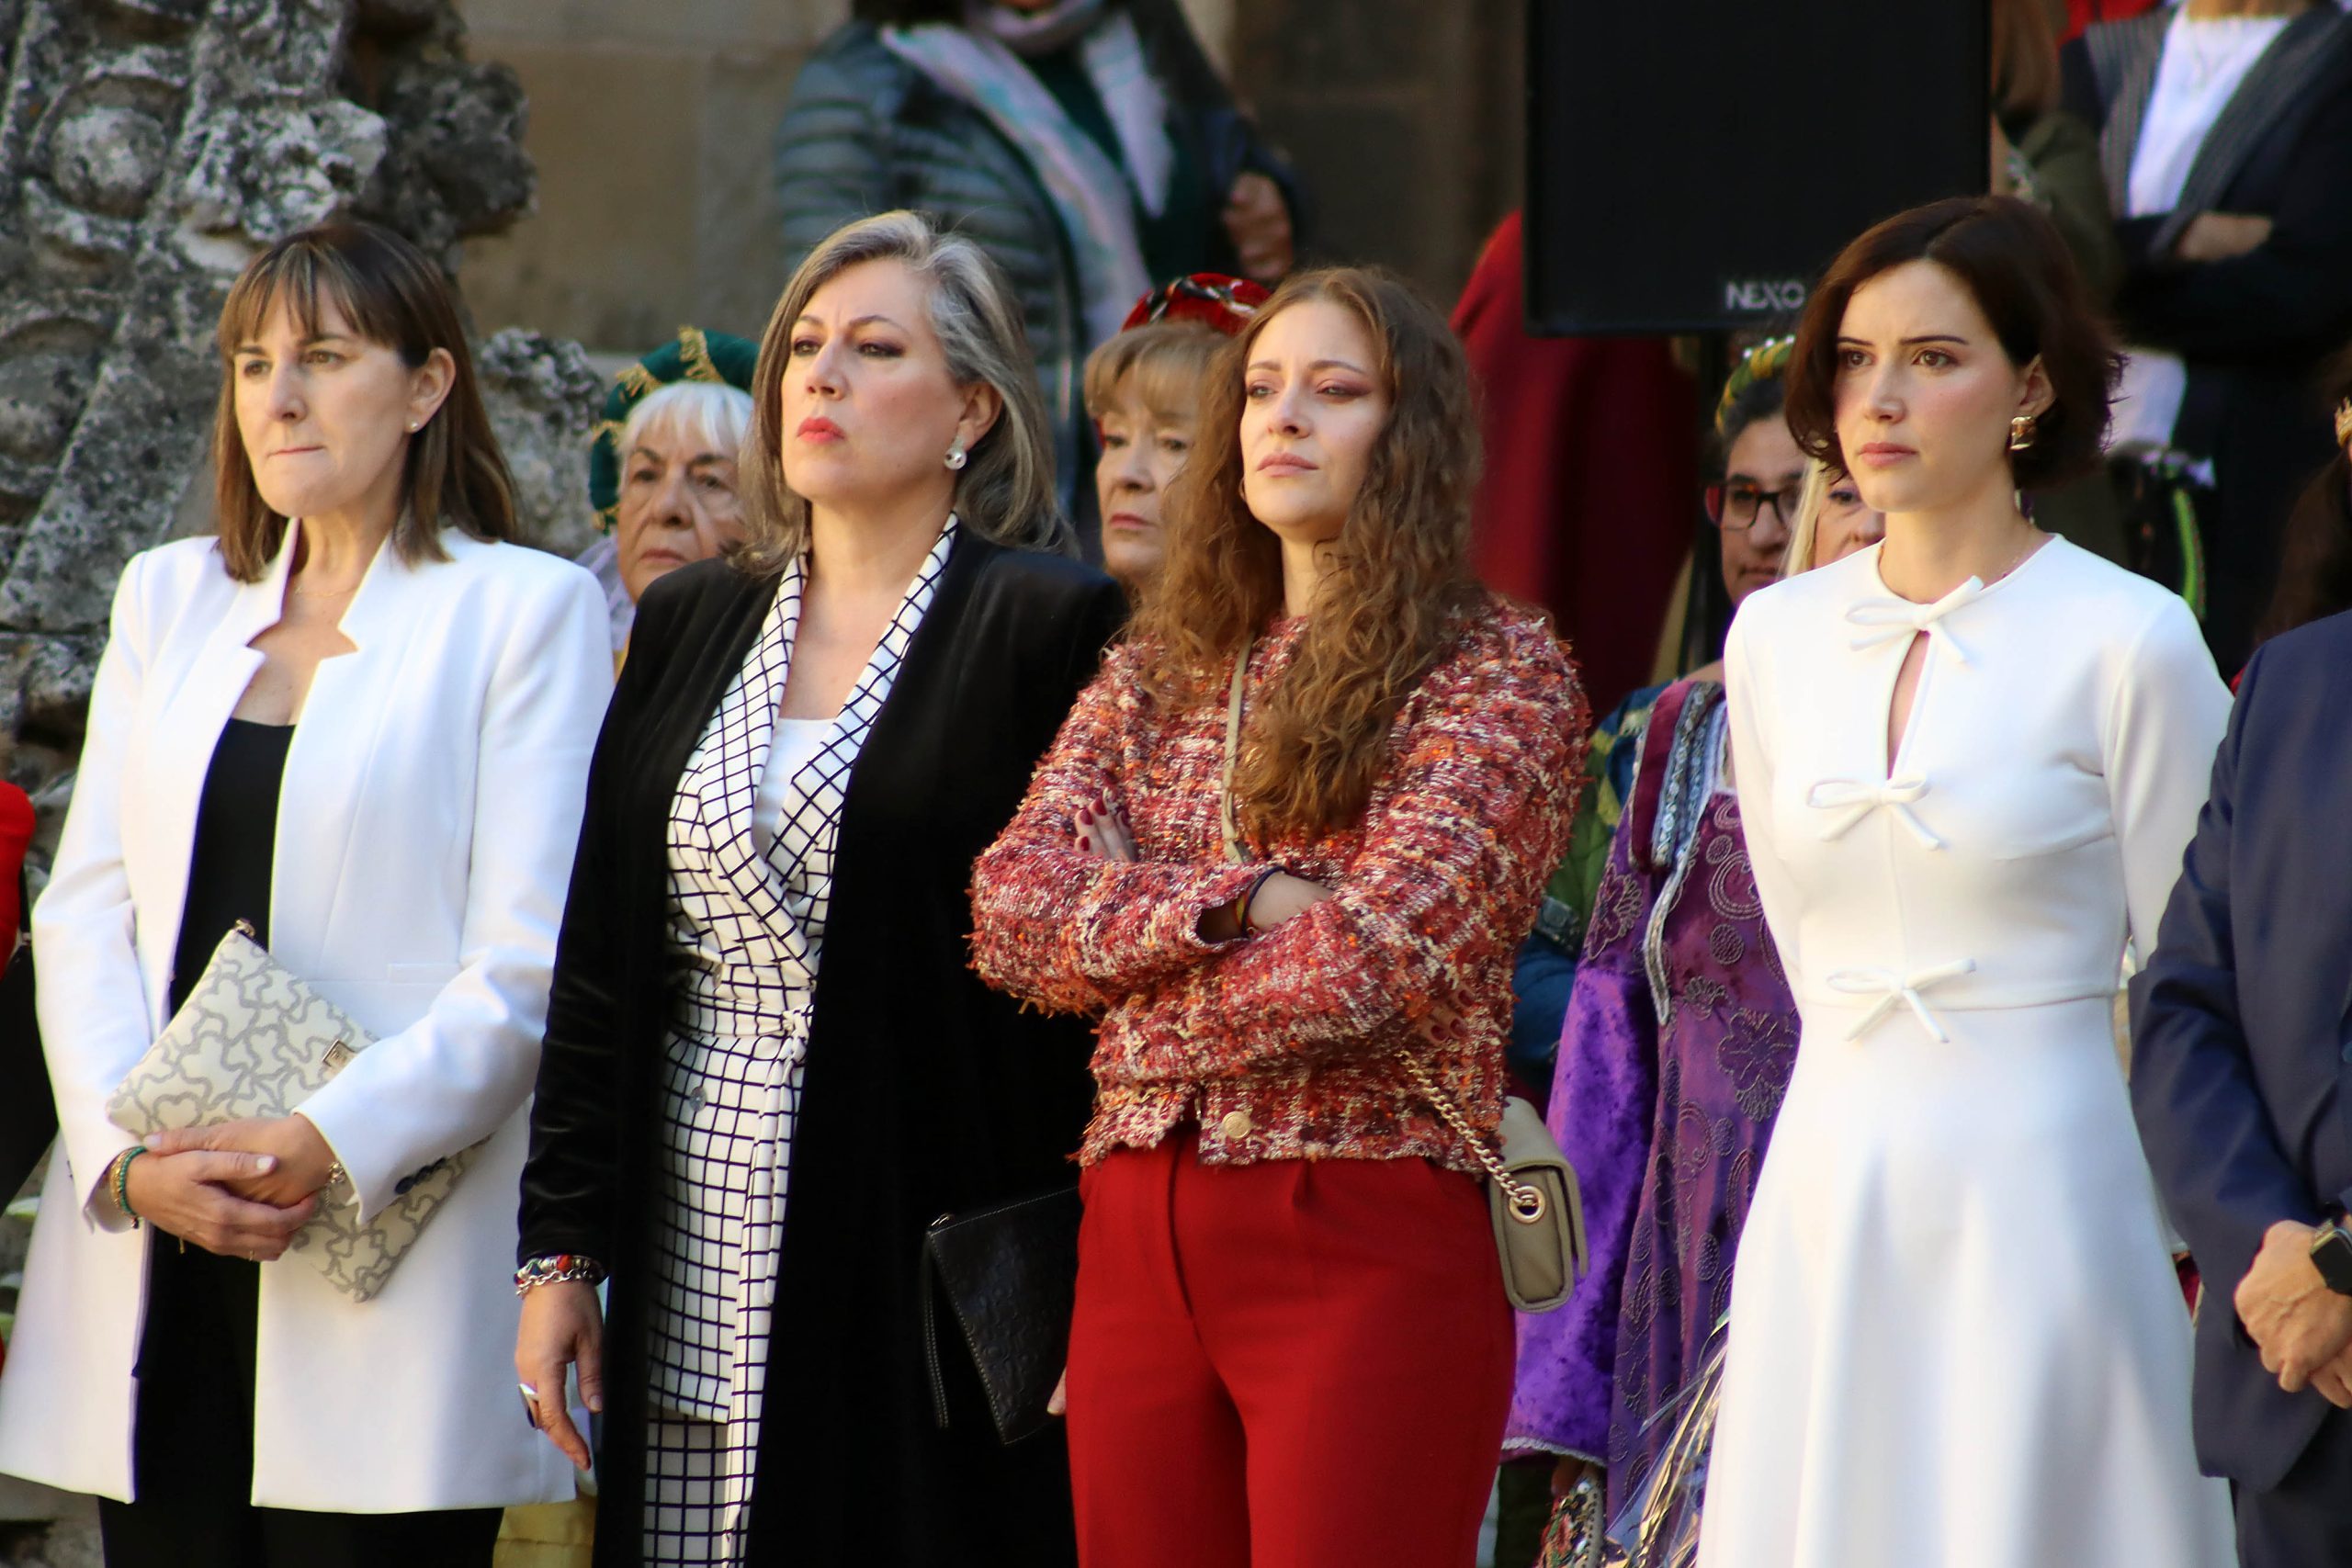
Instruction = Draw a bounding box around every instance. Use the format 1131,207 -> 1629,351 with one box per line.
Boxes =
1825,958 -> 1979,1043
1844,576 -> 1992,664
1804,776 -> 1942,849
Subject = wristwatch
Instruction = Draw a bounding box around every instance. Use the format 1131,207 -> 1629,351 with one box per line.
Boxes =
2309,1223 -> 2352,1295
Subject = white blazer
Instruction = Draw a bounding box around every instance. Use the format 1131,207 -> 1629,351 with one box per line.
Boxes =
0,522 -> 611,1510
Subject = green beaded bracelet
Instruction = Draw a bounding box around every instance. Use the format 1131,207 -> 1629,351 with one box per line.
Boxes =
112,1145 -> 146,1227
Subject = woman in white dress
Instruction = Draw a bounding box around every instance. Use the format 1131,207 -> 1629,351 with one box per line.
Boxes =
1701,195 -> 2238,1567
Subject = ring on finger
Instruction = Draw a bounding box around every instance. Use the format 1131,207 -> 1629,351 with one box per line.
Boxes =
518,1382 -> 541,1427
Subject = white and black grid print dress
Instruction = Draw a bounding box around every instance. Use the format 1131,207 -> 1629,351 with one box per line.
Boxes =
641,520 -> 956,1567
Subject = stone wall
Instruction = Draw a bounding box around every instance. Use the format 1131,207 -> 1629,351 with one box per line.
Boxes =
456,0 -> 838,354
452,0 -> 1512,353
0,0 -> 562,850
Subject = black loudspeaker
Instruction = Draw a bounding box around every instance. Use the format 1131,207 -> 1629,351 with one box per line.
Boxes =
1526,0 -> 1991,335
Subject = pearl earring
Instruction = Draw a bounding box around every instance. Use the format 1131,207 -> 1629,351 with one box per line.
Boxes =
944,445 -> 968,471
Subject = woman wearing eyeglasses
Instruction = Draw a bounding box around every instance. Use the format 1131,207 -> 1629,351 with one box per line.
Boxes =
1506,338 -> 1803,1094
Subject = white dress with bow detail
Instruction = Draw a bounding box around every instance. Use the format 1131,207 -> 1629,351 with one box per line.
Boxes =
1700,538 -> 2237,1568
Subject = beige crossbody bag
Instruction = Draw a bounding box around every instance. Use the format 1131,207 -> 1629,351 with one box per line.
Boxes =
1216,643 -> 1586,1313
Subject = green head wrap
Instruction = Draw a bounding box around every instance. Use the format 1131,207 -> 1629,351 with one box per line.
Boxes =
589,326 -> 760,532
1713,334 -> 1796,438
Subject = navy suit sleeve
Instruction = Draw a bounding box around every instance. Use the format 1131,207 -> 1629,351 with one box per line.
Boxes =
2130,648 -> 2325,1312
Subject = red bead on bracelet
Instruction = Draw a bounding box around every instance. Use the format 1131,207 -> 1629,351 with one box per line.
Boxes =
514,1253 -> 608,1296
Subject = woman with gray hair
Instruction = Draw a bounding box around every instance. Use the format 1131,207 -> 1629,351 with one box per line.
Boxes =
513,210 -> 1126,1568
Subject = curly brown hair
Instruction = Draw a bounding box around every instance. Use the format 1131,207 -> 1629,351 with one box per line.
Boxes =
1130,267 -> 1485,839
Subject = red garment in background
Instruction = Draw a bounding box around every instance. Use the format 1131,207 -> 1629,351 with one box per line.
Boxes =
1452,211 -> 1696,716
0,784 -> 30,957
2063,0 -> 2162,39
0,781 -> 31,1380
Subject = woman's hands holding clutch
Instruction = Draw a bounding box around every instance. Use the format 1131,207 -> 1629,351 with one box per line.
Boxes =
146,1112 -> 339,1207
119,1144 -> 316,1260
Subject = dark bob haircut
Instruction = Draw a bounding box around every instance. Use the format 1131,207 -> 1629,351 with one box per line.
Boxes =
212,221 -> 514,581
1784,195 -> 2120,493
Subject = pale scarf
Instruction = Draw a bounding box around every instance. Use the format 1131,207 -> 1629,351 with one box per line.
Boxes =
881,0 -> 1175,348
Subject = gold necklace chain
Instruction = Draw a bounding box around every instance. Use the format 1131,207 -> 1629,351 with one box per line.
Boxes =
1986,527 -> 2046,586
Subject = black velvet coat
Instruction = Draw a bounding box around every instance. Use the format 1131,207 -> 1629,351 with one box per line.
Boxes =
518,534 -> 1125,1567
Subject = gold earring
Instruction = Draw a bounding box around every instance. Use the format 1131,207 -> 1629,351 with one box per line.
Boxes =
2007,414 -> 2036,452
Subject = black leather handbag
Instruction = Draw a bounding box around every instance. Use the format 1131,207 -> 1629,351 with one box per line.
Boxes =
920,1185 -> 1081,1446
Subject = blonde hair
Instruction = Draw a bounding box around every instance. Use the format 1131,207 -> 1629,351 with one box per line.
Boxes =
737,211 -> 1069,574
1083,321 -> 1225,425
1780,459 -> 1838,577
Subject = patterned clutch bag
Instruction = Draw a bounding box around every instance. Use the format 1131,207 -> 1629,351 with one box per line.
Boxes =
105,920 -> 476,1302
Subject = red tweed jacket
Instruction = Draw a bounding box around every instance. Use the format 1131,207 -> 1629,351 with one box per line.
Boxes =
969,594 -> 1588,1174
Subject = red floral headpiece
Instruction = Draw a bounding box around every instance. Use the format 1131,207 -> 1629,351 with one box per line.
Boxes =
1119,273 -> 1270,336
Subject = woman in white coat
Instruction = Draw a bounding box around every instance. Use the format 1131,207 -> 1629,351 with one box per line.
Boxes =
0,222 -> 611,1567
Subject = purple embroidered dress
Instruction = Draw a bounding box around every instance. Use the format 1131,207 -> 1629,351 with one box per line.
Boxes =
1507,679 -> 1800,1524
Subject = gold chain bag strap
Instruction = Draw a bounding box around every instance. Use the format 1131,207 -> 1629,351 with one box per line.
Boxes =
1216,643 -> 1586,1312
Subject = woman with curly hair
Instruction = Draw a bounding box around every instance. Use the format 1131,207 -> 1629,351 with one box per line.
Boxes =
969,268 -> 1588,1567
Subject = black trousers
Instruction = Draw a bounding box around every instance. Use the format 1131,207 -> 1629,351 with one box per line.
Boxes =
2235,1407 -> 2352,1568
97,1234 -> 500,1568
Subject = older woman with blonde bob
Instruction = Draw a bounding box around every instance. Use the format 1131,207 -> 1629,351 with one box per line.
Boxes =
0,222 -> 610,1568
971,268 -> 1588,1567
514,210 -> 1126,1568
1085,273 -> 1269,592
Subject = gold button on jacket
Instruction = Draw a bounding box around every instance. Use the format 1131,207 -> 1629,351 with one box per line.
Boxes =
1218,1109 -> 1252,1140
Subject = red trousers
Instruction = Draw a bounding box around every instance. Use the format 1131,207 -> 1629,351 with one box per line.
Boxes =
1066,1134 -> 1512,1568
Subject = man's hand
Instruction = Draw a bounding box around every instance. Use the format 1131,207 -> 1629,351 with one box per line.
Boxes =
2235,1219 -> 2352,1393
2176,212 -> 2273,265
2312,1347 -> 2352,1410
1221,172 -> 1295,285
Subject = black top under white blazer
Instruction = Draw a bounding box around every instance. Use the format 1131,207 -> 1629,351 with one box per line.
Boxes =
519,530 -> 1126,1568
